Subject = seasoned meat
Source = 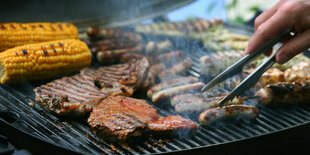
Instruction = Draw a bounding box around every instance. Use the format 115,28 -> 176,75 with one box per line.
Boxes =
156,50 -> 184,68
120,52 -> 154,64
147,115 -> 199,134
34,74 -> 109,117
259,68 -> 285,86
81,57 -> 150,96
158,58 -> 193,81
256,82 -> 310,105
149,63 -> 166,76
144,40 -> 172,55
147,76 -> 199,98
199,105 -> 259,126
88,96 -> 159,142
151,82 -> 205,103
174,96 -> 243,113
284,61 -> 310,82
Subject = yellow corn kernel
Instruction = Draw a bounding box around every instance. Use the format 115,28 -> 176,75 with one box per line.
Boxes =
0,39 -> 91,84
0,23 -> 79,51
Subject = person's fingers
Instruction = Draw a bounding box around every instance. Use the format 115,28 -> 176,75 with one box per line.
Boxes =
245,4 -> 297,55
276,29 -> 310,64
254,0 -> 285,31
264,48 -> 273,56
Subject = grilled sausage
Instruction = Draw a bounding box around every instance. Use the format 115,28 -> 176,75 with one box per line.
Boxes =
151,82 -> 205,103
156,50 -> 184,67
159,58 -> 193,81
145,40 -> 172,55
170,93 -> 204,106
175,96 -> 243,113
199,105 -> 259,126
147,76 -> 199,98
256,82 -> 310,105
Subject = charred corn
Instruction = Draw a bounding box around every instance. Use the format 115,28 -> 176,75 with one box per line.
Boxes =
0,23 -> 79,51
0,39 -> 91,84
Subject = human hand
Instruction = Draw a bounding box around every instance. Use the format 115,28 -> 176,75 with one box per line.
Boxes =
245,0 -> 310,64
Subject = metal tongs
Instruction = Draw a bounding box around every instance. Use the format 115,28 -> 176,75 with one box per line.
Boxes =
201,29 -> 292,107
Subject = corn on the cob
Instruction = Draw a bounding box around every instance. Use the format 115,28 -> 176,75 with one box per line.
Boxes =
0,23 -> 79,51
0,39 -> 91,84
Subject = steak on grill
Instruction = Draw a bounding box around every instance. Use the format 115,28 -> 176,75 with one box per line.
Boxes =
147,115 -> 199,134
34,58 -> 150,116
34,74 -> 109,117
88,96 -> 159,142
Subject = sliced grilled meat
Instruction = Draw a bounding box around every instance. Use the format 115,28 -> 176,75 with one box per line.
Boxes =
147,76 -> 199,98
152,82 -> 205,103
147,115 -> 199,135
158,58 -> 193,81
88,96 -> 159,142
199,105 -> 259,126
81,57 -> 150,96
256,82 -> 310,105
34,74 -> 109,117
175,96 -> 243,113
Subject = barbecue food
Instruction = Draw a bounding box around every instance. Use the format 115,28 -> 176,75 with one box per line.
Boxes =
81,57 -> 150,96
34,74 -> 108,117
174,96 -> 243,113
256,82 -> 310,105
259,68 -> 285,86
147,115 -> 199,134
88,96 -> 159,142
156,50 -> 184,68
135,18 -> 223,37
199,50 -> 244,77
152,82 -> 205,103
199,105 -> 259,126
170,93 -> 204,106
159,58 -> 193,81
144,40 -> 172,55
147,76 -> 199,98
284,61 -> 310,82
0,23 -> 79,51
0,39 -> 91,84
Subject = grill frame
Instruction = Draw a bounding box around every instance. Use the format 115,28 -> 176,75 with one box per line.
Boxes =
0,25 -> 310,154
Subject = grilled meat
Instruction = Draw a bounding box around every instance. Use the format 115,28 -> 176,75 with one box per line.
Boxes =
34,74 -> 109,117
144,40 -> 172,55
284,61 -> 310,82
199,50 -> 244,77
170,93 -> 204,107
96,46 -> 144,64
151,82 -> 205,103
259,68 -> 285,86
147,76 -> 199,98
81,57 -> 150,96
256,82 -> 310,105
120,52 -> 154,64
174,96 -> 243,113
149,63 -> 166,76
158,58 -> 193,81
156,50 -> 184,68
199,105 -> 259,126
147,115 -> 199,134
88,96 -> 159,142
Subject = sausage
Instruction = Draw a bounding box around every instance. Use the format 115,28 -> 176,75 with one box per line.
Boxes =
175,96 -> 243,113
170,93 -> 204,106
156,50 -> 184,68
147,76 -> 199,98
199,105 -> 259,126
159,58 -> 193,81
151,82 -> 205,103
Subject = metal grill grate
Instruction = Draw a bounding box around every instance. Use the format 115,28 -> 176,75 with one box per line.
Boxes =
1,30 -> 310,155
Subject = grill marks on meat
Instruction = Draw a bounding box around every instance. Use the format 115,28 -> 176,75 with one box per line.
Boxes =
256,82 -> 310,105
147,115 -> 199,135
34,74 -> 108,116
34,58 -> 150,116
147,76 -> 199,98
152,82 -> 205,103
199,105 -> 259,126
82,58 -> 150,96
88,96 -> 159,142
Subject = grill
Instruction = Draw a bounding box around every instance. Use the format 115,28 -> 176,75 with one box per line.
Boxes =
1,22 -> 310,154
